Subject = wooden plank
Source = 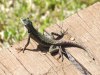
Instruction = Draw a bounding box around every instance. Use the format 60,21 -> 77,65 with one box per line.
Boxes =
0,63 -> 12,75
8,39 -> 82,75
89,2 -> 100,30
8,40 -> 57,75
0,69 -> 7,75
65,14 -> 100,74
1,2 -> 100,75
30,39 -> 83,75
44,2 -> 100,75
92,2 -> 100,17
77,2 -> 100,63
0,49 -> 30,75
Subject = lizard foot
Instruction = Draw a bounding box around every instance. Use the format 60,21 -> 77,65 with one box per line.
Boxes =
57,46 -> 68,62
57,46 -> 64,62
57,22 -> 68,36
15,47 -> 25,53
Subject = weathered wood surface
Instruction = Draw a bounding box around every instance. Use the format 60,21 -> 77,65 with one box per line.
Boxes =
0,2 -> 100,75
45,2 -> 100,75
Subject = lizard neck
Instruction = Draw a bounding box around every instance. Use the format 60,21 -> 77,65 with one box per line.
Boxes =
26,22 -> 37,34
28,24 -> 33,33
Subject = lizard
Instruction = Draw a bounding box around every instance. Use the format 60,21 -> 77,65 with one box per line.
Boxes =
16,17 -> 95,61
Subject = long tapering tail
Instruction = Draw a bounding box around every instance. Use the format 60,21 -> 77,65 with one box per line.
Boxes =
55,40 -> 95,60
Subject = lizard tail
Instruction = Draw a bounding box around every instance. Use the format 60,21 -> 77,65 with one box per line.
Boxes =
55,40 -> 95,60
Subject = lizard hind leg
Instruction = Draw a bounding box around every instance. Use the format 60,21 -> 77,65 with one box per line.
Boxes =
57,22 -> 68,36
49,45 -> 59,53
57,46 -> 64,62
50,22 -> 68,40
57,46 -> 69,62
49,45 -> 67,62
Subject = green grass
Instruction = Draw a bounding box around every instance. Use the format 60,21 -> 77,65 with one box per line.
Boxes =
0,0 -> 99,50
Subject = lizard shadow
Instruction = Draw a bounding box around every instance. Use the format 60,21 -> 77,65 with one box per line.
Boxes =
24,45 -> 49,53
24,45 -> 84,60
28,45 -> 69,59
24,44 -> 69,59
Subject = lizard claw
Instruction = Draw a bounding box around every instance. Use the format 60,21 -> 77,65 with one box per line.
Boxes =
15,47 -> 25,53
57,22 -> 68,36
16,47 -> 23,53
62,29 -> 68,35
57,23 -> 63,30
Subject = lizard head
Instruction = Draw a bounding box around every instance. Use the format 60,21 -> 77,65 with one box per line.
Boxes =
20,17 -> 31,26
20,17 -> 34,31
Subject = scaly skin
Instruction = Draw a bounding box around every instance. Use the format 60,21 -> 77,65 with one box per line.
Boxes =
16,17 -> 95,61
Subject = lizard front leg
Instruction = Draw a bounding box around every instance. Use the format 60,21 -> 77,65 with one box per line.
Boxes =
16,33 -> 31,53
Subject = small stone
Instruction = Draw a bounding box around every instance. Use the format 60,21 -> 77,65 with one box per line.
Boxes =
70,37 -> 75,41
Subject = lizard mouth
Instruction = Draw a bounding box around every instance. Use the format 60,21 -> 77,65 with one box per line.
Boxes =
20,17 -> 26,25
